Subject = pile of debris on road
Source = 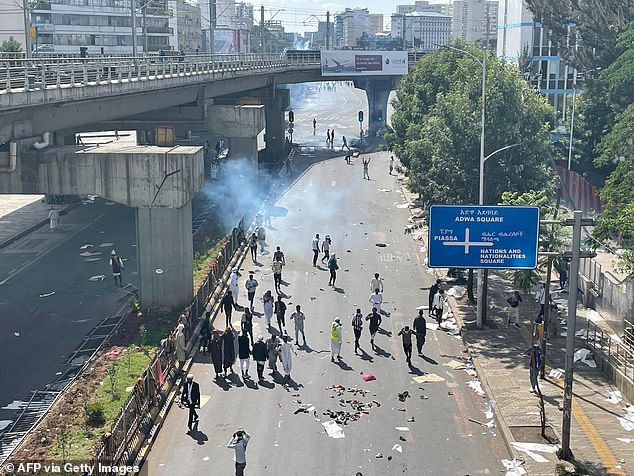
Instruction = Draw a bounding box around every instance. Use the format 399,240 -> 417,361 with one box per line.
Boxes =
322,385 -> 380,426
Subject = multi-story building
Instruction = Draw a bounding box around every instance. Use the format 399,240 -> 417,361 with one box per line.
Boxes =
338,8 -> 383,48
307,20 -> 334,49
396,1 -> 445,15
368,13 -> 385,35
169,0 -> 201,52
390,11 -> 452,51
5,0 -> 173,54
334,14 -> 344,47
452,0 -> 497,43
497,0 -> 579,118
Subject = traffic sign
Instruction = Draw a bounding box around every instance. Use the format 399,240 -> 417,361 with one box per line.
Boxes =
428,205 -> 540,269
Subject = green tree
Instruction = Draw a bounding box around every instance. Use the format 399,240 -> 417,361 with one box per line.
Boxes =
0,36 -> 22,52
386,42 -> 557,207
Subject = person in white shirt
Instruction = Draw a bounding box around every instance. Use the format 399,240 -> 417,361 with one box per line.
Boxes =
432,289 -> 446,325
227,430 -> 250,476
370,273 -> 383,293
369,288 -> 383,314
244,273 -> 258,310
321,235 -> 332,264
312,234 -> 320,266
290,304 -> 306,346
230,268 -> 240,306
279,334 -> 297,383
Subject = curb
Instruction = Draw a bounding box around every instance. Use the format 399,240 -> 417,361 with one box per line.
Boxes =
0,202 -> 79,250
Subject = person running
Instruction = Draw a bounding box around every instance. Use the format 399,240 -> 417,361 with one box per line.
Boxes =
362,157 -> 371,179
245,272 -> 259,311
321,235 -> 331,264
274,295 -> 287,334
370,273 -> 383,293
290,304 -> 306,346
262,290 -> 274,330
369,288 -> 383,314
312,233 -> 320,266
366,308 -> 382,350
221,290 -> 237,328
272,259 -> 283,294
413,310 -> 427,356
241,308 -> 254,346
248,232 -> 258,262
252,335 -> 267,381
352,308 -> 363,354
398,326 -> 416,364
330,318 -> 343,362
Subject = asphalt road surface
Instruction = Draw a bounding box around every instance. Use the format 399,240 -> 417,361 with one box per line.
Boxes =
144,83 -> 509,476
0,201 -> 137,421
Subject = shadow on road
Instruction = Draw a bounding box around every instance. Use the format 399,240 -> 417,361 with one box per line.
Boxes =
187,424 -> 208,445
421,355 -> 438,365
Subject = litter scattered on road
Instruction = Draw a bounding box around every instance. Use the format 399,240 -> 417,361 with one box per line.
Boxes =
606,390 -> 623,405
618,406 -> 634,431
616,437 -> 634,443
467,380 -> 486,397
79,244 -> 94,249
88,275 -> 106,282
501,458 -> 527,476
446,286 -> 466,299
294,404 -> 315,415
39,292 -> 55,298
509,442 -> 560,463
362,374 -> 376,382
79,251 -> 101,257
573,348 -> 597,367
395,427 -> 410,432
445,360 -> 467,370
392,444 -> 402,453
375,452 -> 383,458
412,374 -> 445,383
397,391 -> 410,402
548,368 -> 564,379
322,420 -> 345,439
14,332 -> 19,337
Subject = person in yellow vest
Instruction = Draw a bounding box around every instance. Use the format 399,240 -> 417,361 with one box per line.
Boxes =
330,318 -> 343,363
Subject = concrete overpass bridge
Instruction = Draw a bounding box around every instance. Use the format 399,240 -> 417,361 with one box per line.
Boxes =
0,53 -> 412,309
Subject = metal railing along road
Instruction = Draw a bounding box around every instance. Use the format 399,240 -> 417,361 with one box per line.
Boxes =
586,319 -> 634,385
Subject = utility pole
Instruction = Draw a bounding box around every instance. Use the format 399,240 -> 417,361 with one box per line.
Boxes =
260,5 -> 265,54
131,0 -> 138,57
142,4 -> 148,54
209,0 -> 216,53
325,11 -> 330,50
402,14 -> 406,48
22,0 -> 32,57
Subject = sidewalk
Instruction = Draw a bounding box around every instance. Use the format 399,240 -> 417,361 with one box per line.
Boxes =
0,195 -> 75,249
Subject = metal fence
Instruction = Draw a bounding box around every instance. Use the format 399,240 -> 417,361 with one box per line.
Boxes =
586,319 -> 634,393
579,257 -> 603,294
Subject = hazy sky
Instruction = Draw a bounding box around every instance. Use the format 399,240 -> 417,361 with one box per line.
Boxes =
260,0 -> 451,34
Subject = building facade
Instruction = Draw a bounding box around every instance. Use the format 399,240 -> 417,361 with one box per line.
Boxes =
169,0 -> 201,52
390,11 -> 452,52
396,1 -> 445,15
338,8 -> 383,48
452,0 -> 497,43
497,0 -> 579,118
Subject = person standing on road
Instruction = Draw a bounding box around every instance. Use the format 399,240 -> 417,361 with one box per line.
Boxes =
331,129 -> 335,147
432,288 -> 446,325
262,290 -> 274,330
312,234 -> 320,266
248,232 -> 258,262
210,330 -> 223,379
109,250 -> 124,287
241,308 -> 254,346
200,312 -> 211,353
362,157 -> 371,180
272,259 -> 283,294
237,331 -> 251,379
266,334 -> 280,373
227,430 -> 250,476
389,156 -> 395,175
273,246 -> 286,265
175,323 -> 186,370
230,268 -> 241,307
326,129 -> 331,145
221,290 -> 237,328
290,304 -> 306,346
223,327 -> 236,377
428,279 -> 441,318
330,317 -> 343,362
369,288 -> 383,314
370,273 -> 383,293
507,290 -> 523,327
313,118 -> 317,130
327,253 -> 339,287
537,283 -> 546,318
366,308 -> 382,350
528,343 -> 542,393
279,334 -> 296,383
48,207 -> 60,231
398,326 -> 416,364
245,272 -> 259,311
321,235 -> 332,264
413,310 -> 427,356
352,308 -> 363,354
181,374 -> 200,433
274,295 -> 287,334
252,335 -> 267,381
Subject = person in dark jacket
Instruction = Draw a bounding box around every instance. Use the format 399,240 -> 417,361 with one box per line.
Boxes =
200,311 -> 211,353
413,310 -> 427,356
327,253 -> 339,287
241,308 -> 254,346
181,374 -> 200,432
274,296 -> 287,334
210,330 -> 223,378
252,335 -> 268,381
428,279 -> 441,317
237,331 -> 251,378
222,328 -> 236,377
366,308 -> 382,350
221,291 -> 236,328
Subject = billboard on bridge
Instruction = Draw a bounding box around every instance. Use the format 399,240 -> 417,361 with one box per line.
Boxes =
321,50 -> 408,76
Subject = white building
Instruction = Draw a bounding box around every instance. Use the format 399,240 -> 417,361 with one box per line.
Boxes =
397,1 -> 446,15
338,8 -> 384,47
497,0 -> 579,118
452,0 -> 497,43
168,0 -> 202,52
390,11 -> 452,52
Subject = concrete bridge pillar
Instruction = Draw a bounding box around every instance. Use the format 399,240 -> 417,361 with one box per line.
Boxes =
136,205 -> 193,310
262,89 -> 290,160
207,104 -> 266,175
354,78 -> 396,137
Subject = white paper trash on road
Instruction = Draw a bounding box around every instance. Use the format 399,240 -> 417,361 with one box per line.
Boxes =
573,348 -> 597,367
467,380 -> 486,397
510,442 -> 559,463
548,368 -> 564,379
618,406 -> 634,431
606,390 -> 622,405
446,286 -> 466,299
502,458 -> 527,476
322,420 -> 345,439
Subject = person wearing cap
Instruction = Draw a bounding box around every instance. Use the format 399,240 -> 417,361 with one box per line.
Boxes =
330,318 -> 343,362
181,374 -> 200,433
109,250 -> 124,287
252,335 -> 267,381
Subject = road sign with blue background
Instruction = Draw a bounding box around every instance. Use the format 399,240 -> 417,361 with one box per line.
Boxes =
428,205 -> 540,269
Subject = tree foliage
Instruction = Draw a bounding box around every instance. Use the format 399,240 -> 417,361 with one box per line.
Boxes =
385,42 -> 556,207
0,36 -> 22,52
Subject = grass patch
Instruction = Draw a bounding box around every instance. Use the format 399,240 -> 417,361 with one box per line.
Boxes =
193,236 -> 228,289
